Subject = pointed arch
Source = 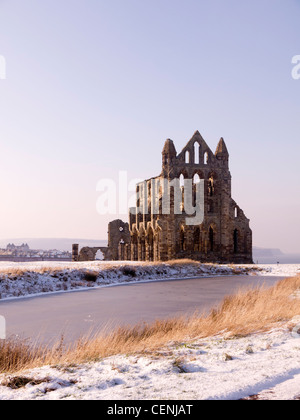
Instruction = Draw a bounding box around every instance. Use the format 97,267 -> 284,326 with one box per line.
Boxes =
194,142 -> 200,164
192,169 -> 204,180
193,173 -> 201,184
204,152 -> 209,165
154,226 -> 162,261
180,226 -> 186,252
208,171 -> 217,196
179,173 -> 185,188
140,235 -> 146,261
208,177 -> 214,197
131,232 -> 138,261
95,250 -> 104,261
194,226 -> 201,252
147,227 -> 154,261
191,174 -> 201,207
185,150 -> 190,164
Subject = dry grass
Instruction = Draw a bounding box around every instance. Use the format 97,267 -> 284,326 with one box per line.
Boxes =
1,375 -> 50,389
0,259 -> 216,277
0,267 -> 69,277
1,276 -> 299,374
0,259 -> 260,283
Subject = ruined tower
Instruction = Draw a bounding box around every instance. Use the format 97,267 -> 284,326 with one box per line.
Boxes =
105,131 -> 253,263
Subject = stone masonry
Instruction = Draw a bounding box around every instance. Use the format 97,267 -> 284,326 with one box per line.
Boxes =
75,131 -> 253,264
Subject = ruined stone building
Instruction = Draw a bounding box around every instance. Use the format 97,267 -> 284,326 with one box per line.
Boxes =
73,131 -> 253,263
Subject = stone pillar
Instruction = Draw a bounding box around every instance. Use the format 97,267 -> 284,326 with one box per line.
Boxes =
72,244 -> 79,262
118,242 -> 125,260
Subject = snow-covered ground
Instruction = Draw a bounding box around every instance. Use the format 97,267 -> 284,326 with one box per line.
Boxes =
0,261 -> 299,301
255,264 -> 300,278
1,317 -> 300,400
0,262 -> 299,400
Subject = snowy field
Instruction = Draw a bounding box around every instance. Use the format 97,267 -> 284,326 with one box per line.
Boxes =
0,261 -> 299,400
0,261 -> 299,301
0,317 -> 300,400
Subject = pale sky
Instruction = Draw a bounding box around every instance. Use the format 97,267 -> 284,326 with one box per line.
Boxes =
0,0 -> 299,253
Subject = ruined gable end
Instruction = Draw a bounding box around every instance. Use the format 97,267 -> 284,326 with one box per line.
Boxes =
97,130 -> 253,264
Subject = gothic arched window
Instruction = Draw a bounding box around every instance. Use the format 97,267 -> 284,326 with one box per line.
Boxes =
194,142 -> 200,164
204,152 -> 209,165
185,151 -> 190,164
208,177 -> 214,197
194,227 -> 200,251
180,228 -> 186,251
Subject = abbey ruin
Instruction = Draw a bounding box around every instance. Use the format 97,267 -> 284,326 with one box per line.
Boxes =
73,131 -> 253,264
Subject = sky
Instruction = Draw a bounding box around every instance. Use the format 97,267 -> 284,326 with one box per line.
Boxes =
0,0 -> 299,253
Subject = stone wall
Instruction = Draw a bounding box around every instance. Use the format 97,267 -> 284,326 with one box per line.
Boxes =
79,131 -> 253,264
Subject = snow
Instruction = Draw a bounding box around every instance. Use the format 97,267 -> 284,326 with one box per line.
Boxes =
0,262 -> 299,400
0,318 -> 300,400
253,264 -> 300,278
0,261 -> 299,301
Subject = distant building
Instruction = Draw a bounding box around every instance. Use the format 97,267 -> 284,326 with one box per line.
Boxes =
6,243 -> 30,252
0,243 -> 71,261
